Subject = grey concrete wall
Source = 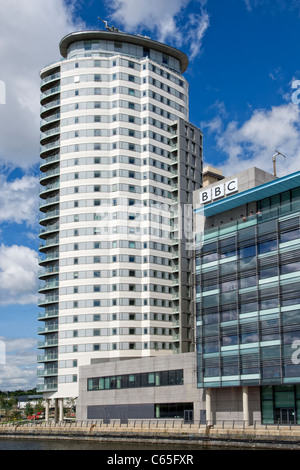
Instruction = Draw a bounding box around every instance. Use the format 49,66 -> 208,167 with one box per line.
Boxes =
212,387 -> 261,424
76,353 -> 205,420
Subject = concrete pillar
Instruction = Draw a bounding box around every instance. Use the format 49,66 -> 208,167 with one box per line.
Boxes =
59,398 -> 64,423
243,386 -> 249,426
45,399 -> 50,423
54,398 -> 59,423
205,388 -> 212,425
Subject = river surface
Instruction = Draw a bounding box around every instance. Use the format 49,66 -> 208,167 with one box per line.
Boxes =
0,436 -> 247,451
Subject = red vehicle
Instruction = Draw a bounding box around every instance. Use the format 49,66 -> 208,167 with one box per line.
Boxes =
27,412 -> 43,420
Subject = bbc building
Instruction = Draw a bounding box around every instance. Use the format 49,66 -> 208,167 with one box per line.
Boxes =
194,166 -> 300,425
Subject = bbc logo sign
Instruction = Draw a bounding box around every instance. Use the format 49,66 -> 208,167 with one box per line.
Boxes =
199,179 -> 238,205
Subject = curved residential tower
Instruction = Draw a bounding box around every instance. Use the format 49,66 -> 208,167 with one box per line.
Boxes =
38,29 -> 203,409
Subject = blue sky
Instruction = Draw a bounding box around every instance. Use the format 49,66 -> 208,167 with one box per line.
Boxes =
0,0 -> 300,390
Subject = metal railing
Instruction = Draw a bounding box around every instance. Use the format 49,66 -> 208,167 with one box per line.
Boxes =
1,418 -> 300,430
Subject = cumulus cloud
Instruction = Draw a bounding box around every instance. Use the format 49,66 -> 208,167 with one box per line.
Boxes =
0,0 -> 83,169
202,101 -> 300,177
0,337 -> 37,391
106,0 -> 209,62
0,175 -> 39,227
0,244 -> 39,305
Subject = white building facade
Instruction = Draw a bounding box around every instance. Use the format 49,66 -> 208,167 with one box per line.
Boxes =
38,30 -> 203,406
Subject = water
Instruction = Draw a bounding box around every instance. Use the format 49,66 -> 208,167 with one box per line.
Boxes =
0,437 -> 239,451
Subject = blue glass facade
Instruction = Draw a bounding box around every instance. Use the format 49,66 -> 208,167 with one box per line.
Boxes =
195,172 -> 300,392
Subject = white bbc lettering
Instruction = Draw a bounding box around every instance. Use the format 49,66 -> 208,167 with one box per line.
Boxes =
199,179 -> 238,205
213,184 -> 224,200
225,178 -> 238,195
199,188 -> 212,204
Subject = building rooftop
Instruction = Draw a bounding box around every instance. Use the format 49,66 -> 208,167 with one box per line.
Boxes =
59,30 -> 189,73
195,169 -> 300,217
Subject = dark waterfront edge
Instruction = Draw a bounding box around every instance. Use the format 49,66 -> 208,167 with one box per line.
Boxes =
0,429 -> 299,450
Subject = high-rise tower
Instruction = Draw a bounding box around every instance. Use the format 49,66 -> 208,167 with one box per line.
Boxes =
38,29 -> 203,401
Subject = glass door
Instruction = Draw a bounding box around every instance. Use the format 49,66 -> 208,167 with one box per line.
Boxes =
280,408 -> 296,425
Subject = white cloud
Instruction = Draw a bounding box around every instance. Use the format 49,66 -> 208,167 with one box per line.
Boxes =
0,0 -> 83,169
0,337 -> 37,391
0,175 -> 39,227
107,0 -> 209,61
0,244 -> 39,305
204,101 -> 300,177
244,0 -> 300,12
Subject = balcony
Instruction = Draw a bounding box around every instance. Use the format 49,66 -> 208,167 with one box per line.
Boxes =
38,294 -> 59,307
39,251 -> 59,264
36,383 -> 58,392
40,113 -> 60,131
38,309 -> 58,320
39,181 -> 60,198
38,338 -> 58,348
38,323 -> 59,335
40,72 -> 60,87
39,237 -> 59,251
38,280 -> 59,293
40,85 -> 60,101
40,99 -> 60,116
39,208 -> 59,225
37,353 -> 58,363
37,367 -> 58,377
40,154 -> 60,172
40,142 -> 60,159
39,195 -> 60,210
38,265 -> 59,279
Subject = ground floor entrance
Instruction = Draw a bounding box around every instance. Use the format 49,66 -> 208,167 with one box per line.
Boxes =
274,407 -> 296,425
261,385 -> 300,424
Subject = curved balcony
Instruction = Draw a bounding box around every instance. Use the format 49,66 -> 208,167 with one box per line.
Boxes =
38,337 -> 58,348
39,208 -> 59,226
38,309 -> 58,321
39,180 -> 59,198
36,382 -> 58,392
40,140 -> 60,158
40,173 -> 60,192
39,252 -> 59,266
38,280 -> 59,293
40,113 -> 60,132
38,323 -> 59,335
41,98 -> 60,115
40,72 -> 60,93
39,224 -> 59,240
38,265 -> 59,279
37,367 -> 58,378
40,127 -> 60,145
39,195 -> 59,212
38,294 -> 59,307
39,237 -> 59,252
40,85 -> 60,105
37,353 -> 58,363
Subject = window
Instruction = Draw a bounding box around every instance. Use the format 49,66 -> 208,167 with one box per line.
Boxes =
87,369 -> 184,391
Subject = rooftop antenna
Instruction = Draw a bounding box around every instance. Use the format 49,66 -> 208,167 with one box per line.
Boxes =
272,150 -> 286,177
98,17 -> 119,32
